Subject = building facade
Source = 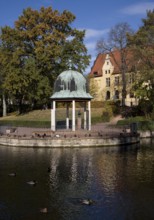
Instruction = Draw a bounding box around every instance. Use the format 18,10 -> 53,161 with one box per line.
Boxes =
89,51 -> 138,106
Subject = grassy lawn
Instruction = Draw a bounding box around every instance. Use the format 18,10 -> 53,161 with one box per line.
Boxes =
1,110 -> 51,121
0,109 -> 153,130
0,108 -> 105,127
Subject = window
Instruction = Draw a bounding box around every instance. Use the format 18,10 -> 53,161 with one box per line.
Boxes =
106,91 -> 110,100
130,92 -> 134,98
106,78 -> 110,87
129,75 -> 132,83
129,73 -> 135,83
93,71 -> 98,77
132,74 -> 135,82
105,69 -> 110,74
114,90 -> 119,99
114,76 -> 119,86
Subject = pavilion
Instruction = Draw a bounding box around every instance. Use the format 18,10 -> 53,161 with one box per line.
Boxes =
50,68 -> 93,131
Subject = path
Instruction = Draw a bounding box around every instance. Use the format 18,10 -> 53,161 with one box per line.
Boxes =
0,115 -> 126,138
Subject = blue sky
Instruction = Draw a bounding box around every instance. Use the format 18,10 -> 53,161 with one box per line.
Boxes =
1,0 -> 154,73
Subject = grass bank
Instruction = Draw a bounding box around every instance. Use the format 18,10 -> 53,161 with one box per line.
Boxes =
0,108 -> 107,128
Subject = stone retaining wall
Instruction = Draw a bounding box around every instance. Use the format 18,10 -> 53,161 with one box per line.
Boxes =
0,135 -> 140,148
140,131 -> 154,138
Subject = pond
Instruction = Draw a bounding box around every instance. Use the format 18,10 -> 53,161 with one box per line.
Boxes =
0,139 -> 154,220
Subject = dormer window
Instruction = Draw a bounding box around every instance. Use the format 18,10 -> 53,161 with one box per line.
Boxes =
93,71 -> 98,77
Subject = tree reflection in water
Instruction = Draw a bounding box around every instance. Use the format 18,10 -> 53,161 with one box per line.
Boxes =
0,140 -> 154,220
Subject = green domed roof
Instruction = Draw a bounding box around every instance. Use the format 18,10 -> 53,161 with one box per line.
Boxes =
50,69 -> 93,100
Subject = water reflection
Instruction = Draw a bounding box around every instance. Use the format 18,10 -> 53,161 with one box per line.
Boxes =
0,141 -> 153,220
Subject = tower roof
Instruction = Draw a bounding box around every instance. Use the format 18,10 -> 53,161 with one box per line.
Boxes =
50,69 -> 93,100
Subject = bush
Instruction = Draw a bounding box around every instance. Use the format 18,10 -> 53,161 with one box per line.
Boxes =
117,117 -> 154,131
151,109 -> 154,120
102,111 -> 110,122
138,99 -> 153,117
120,106 -> 145,118
138,121 -> 154,131
109,100 -> 121,115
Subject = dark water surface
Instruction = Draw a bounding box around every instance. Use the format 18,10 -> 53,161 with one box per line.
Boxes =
0,139 -> 154,220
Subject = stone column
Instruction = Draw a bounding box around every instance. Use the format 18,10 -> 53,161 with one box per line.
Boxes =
88,100 -> 91,131
66,103 -> 69,129
51,100 -> 56,131
84,102 -> 87,130
77,110 -> 82,129
72,100 -> 76,131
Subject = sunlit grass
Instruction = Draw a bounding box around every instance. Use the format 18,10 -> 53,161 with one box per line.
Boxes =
0,108 -> 105,127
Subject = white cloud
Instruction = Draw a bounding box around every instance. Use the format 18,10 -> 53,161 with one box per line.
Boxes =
121,2 -> 154,15
79,28 -> 109,40
85,41 -> 96,51
82,29 -> 109,56
84,28 -> 109,39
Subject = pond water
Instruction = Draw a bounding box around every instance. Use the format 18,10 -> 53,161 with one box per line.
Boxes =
0,139 -> 154,220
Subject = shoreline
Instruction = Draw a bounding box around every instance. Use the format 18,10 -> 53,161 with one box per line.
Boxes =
0,133 -> 140,148
0,124 -> 153,148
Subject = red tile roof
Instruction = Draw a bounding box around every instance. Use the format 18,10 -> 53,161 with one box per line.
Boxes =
89,49 -> 135,77
89,54 -> 105,77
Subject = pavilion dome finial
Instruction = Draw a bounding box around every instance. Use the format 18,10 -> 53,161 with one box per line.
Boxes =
68,59 -> 73,70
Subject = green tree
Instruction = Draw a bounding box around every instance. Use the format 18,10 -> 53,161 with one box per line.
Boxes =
128,10 -> 154,116
0,7 -> 90,114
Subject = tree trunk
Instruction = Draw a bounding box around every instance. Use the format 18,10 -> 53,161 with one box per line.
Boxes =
121,58 -> 126,107
18,99 -> 23,114
2,94 -> 7,117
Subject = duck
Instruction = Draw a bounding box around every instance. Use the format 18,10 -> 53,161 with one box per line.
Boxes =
81,199 -> 94,205
8,172 -> 16,177
26,180 -> 37,186
40,207 -> 48,213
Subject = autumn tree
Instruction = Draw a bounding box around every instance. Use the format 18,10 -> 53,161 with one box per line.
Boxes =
96,22 -> 134,106
0,7 -> 90,114
128,10 -> 154,117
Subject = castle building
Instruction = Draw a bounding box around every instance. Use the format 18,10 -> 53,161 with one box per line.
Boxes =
89,51 -> 138,106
